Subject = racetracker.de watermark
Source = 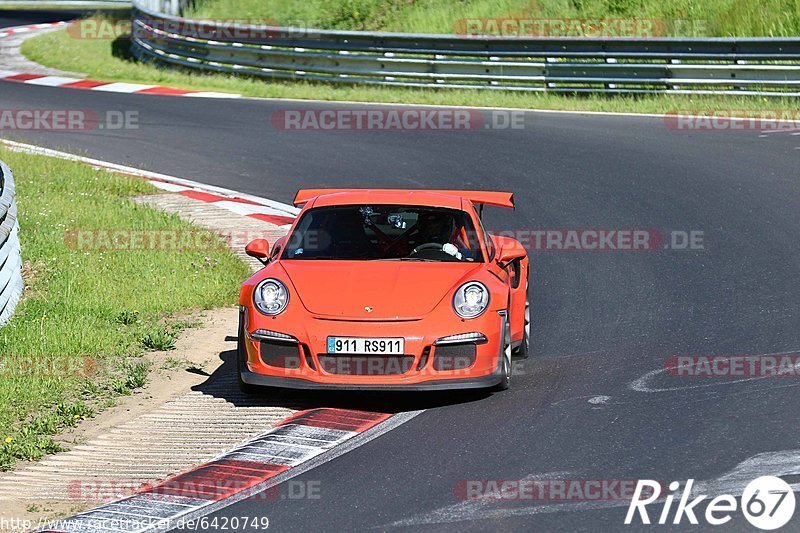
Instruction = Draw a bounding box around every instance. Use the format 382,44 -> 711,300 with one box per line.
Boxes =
666,354 -> 800,378
0,518 -> 57,533
665,110 -> 800,131
63,229 -> 273,252
454,479 -> 661,501
67,478 -> 320,502
453,18 -> 706,37
48,516 -> 270,532
270,109 -> 526,131
0,109 -> 138,131
269,354 -> 483,376
67,17 -> 318,41
276,229 -> 704,253
490,230 -> 705,251
0,356 -> 97,377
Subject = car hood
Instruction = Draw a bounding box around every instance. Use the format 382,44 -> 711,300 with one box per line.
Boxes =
279,260 -> 483,319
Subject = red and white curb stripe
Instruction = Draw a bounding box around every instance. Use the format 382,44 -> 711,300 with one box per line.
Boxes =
0,70 -> 242,99
0,139 -> 298,227
39,409 -> 419,532
0,22 -> 242,99
0,21 -> 66,38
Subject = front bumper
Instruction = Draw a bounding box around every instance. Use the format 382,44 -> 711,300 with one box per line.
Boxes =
239,369 -> 502,391
240,306 -> 507,390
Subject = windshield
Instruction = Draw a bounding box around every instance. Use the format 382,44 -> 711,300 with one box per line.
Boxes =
282,205 -> 483,262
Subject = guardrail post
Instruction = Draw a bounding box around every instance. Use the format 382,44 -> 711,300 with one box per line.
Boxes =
0,160 -> 23,326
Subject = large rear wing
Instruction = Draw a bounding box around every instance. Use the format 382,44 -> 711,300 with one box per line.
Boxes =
293,189 -> 514,209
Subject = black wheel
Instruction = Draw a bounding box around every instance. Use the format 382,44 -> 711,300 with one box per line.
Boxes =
512,299 -> 530,359
237,316 -> 261,395
493,318 -> 512,391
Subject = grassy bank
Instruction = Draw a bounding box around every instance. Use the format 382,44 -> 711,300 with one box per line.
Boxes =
187,0 -> 800,37
22,18 -> 800,116
0,147 -> 250,470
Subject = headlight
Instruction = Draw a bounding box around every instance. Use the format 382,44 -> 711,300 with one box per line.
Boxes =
253,278 -> 289,315
453,281 -> 489,319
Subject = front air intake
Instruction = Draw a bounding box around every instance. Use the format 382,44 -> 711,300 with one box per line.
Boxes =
260,340 -> 302,369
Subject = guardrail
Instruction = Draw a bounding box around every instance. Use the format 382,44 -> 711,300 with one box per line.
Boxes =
131,0 -> 800,96
0,160 -> 22,326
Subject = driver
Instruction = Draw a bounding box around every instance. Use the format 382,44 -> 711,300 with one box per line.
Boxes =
416,212 -> 454,245
406,212 -> 468,260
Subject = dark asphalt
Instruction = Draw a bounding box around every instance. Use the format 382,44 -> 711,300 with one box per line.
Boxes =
1,79 -> 799,531
0,8 -> 112,28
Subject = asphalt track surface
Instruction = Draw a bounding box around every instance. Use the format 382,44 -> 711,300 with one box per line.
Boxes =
1,60 -> 800,530
0,8 -> 104,28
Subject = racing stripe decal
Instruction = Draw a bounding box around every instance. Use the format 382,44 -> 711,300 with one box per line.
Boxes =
40,408 -> 393,533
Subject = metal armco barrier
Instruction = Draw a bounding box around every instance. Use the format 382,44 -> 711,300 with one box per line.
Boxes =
131,0 -> 800,96
0,160 -> 22,326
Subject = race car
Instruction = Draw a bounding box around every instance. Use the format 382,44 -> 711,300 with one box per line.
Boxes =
237,189 -> 530,392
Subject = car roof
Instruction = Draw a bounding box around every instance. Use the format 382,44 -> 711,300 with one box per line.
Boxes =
305,190 -> 465,210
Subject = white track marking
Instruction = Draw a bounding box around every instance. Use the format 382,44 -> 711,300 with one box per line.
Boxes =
629,366 -> 762,393
233,94 -> 800,125
149,181 -> 191,193
391,451 -> 800,526
90,82 -> 158,93
403,471 -> 574,526
23,75 -> 79,86
587,395 -> 611,404
629,350 -> 800,393
184,91 -> 242,98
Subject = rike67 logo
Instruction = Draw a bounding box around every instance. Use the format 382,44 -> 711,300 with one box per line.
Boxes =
625,476 -> 795,530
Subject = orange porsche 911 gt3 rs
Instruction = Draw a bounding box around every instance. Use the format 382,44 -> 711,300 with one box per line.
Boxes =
237,189 -> 530,392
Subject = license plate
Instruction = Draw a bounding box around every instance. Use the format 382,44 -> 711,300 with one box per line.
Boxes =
327,337 -> 405,355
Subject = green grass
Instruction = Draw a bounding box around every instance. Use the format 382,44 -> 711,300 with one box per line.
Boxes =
22,18 -> 800,116
0,148 -> 250,470
187,0 -> 800,37
140,325 -> 177,351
